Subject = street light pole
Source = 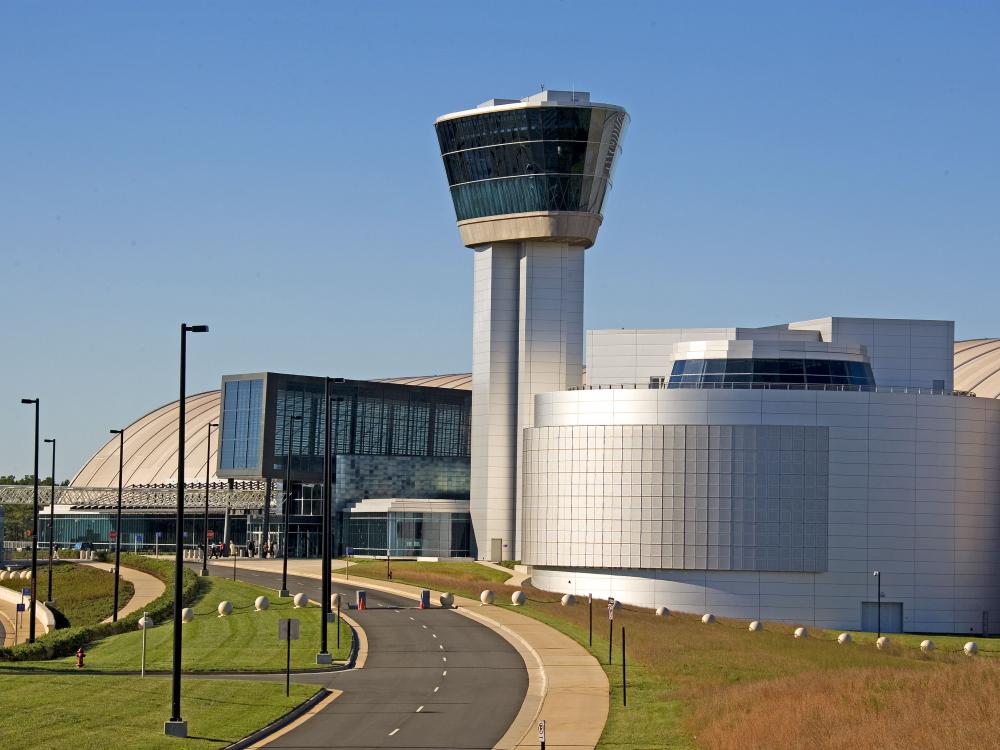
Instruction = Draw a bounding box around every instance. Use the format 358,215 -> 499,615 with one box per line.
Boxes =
43,438 -> 56,604
873,569 -> 881,641
279,413 -> 301,598
201,422 -> 218,577
318,379 -> 332,665
110,428 -> 125,621
165,322 -> 208,740
21,398 -> 39,643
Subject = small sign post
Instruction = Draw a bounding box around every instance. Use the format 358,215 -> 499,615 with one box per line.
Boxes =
278,618 -> 300,696
608,597 -> 616,664
588,593 -> 593,646
622,625 -> 627,707
538,719 -> 546,750
345,547 -> 353,580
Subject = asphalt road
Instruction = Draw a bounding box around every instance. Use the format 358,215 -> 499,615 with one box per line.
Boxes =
205,562 -> 528,750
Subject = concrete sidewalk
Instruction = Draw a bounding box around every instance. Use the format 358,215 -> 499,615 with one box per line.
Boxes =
75,562 -> 166,623
230,558 -> 608,750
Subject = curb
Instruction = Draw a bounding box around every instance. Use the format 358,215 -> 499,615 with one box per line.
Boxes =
224,688 -> 331,750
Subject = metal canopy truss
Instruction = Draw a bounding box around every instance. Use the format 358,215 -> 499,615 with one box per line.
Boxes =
0,482 -> 269,511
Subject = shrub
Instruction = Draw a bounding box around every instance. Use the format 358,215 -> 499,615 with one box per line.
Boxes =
0,554 -> 198,662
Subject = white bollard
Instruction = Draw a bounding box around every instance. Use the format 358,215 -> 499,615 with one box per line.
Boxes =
701,613 -> 715,624
794,627 -> 808,639
181,607 -> 194,623
217,601 -> 233,617
511,591 -> 526,606
920,639 -> 935,653
838,633 -> 853,644
655,606 -> 670,618
561,594 -> 575,606
876,636 -> 890,650
480,590 -> 495,606
439,592 -> 455,608
254,596 -> 270,611
749,620 -> 763,632
964,641 -> 978,656
293,593 -> 309,609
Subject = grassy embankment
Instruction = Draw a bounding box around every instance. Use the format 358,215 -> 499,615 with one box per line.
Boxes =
345,560 -> 1000,750
1,562 -> 133,626
5,575 -> 352,672
0,674 -> 315,749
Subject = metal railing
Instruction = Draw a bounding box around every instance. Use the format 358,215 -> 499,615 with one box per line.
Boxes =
0,483 -> 268,508
571,383 -> 976,397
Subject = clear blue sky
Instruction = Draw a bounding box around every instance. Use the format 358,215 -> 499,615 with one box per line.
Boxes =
2,1 -> 998,478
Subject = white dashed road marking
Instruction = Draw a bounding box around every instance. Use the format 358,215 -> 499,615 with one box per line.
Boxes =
389,728 -> 399,736
434,686 -> 439,693
442,670 -> 447,676
416,705 -> 424,712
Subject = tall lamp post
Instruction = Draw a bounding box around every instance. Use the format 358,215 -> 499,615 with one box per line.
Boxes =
110,428 -> 125,621
317,387 -> 344,664
43,438 -> 56,605
165,323 -> 208,740
200,422 -> 218,577
279,414 -> 302,598
873,569 -> 881,640
20,398 -> 40,643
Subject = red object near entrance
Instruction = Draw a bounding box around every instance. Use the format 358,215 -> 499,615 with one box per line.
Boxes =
207,530 -> 215,540
109,531 -> 117,540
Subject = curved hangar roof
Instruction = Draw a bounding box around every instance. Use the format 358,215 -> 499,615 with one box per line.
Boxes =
71,374 -> 472,489
73,346 -> 1000,489
954,339 -> 1000,399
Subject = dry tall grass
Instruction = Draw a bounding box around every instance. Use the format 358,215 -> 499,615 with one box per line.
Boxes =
689,661 -> 1000,750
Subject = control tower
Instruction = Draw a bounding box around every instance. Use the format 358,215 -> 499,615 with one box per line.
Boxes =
435,90 -> 628,560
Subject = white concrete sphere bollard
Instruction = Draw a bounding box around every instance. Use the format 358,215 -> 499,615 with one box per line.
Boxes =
701,613 -> 716,624
876,636 -> 890,650
440,592 -> 455,608
655,606 -> 670,618
254,595 -> 270,611
794,627 -> 808,639
561,594 -> 575,606
293,593 -> 309,609
0,571 -> 7,581
837,633 -> 853,644
138,615 -> 154,630
511,590 -> 526,606
330,592 -> 342,609
217,600 -> 233,617
181,607 -> 194,623
964,641 -> 978,656
22,570 -> 31,580
920,639 -> 935,653
749,620 -> 763,632
480,590 -> 495,606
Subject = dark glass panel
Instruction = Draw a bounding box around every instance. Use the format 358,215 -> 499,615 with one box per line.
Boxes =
436,108 -> 593,153
805,360 -> 830,377
443,141 -> 591,185
725,359 -> 753,374
703,360 -> 726,374
450,175 -> 603,221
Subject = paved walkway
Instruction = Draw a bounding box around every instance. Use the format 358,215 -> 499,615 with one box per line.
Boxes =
231,558 -> 609,750
76,562 -> 166,623
0,579 -> 55,648
477,560 -> 532,587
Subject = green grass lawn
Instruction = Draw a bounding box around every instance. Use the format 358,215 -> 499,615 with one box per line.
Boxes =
342,559 -> 509,590
4,576 -> 352,672
0,674 -> 316,749
344,562 -> 1000,750
0,562 -> 133,627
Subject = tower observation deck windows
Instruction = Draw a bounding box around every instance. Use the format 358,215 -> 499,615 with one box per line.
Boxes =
667,359 -> 875,389
435,105 -> 627,222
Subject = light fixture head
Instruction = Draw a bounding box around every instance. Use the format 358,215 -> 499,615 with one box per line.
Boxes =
873,570 -> 879,576
209,422 -> 219,428
110,429 -> 123,435
44,438 -> 55,444
21,398 -> 37,404
185,324 -> 209,333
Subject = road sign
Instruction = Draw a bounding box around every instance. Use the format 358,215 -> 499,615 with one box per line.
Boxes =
135,534 -> 144,543
109,530 -> 118,540
207,530 -> 215,540
26,530 -> 32,537
155,531 -> 162,538
345,546 -> 353,556
539,719 -> 546,741
16,603 -> 25,613
278,618 -> 300,641
22,588 -> 31,597
608,597 -> 616,621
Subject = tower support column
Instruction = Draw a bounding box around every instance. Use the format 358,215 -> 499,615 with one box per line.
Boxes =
471,244 -> 519,560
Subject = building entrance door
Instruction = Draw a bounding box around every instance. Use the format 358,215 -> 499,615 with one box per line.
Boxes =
861,601 -> 903,633
490,537 -> 502,563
